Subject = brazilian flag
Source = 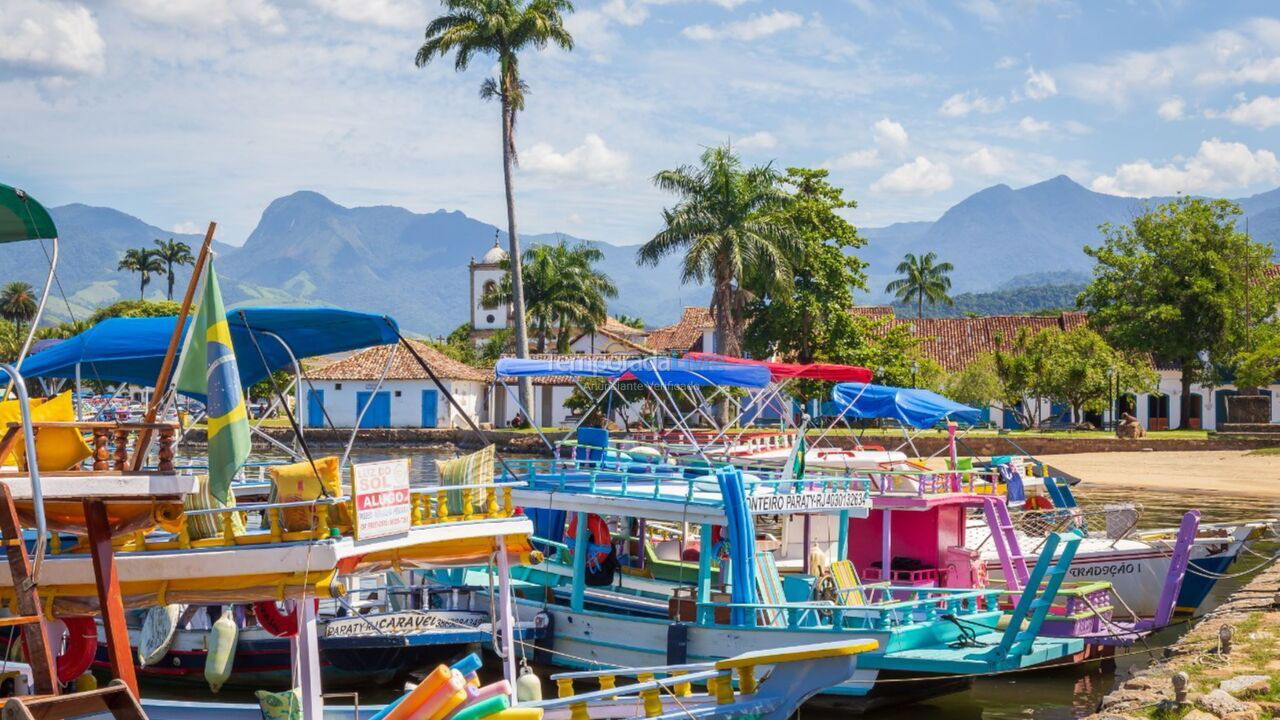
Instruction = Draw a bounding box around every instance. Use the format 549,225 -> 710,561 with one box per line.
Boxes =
176,258 -> 249,503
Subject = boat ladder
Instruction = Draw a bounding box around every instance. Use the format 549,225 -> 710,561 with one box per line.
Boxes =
981,496 -> 1030,591
987,531 -> 1081,668
0,457 -> 146,718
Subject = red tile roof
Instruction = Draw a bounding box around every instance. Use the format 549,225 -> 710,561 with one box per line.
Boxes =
310,339 -> 491,382
646,307 -> 713,353
854,309 -> 1091,371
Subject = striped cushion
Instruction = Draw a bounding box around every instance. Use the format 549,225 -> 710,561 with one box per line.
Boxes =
434,445 -> 495,517
185,474 -> 246,540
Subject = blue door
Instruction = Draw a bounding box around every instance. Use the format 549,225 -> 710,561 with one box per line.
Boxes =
356,391 -> 391,428
306,390 -> 325,428
421,390 -> 439,428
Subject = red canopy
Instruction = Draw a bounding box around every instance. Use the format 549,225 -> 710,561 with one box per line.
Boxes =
684,352 -> 872,383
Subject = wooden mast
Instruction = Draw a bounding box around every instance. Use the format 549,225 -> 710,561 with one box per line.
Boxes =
130,222 -> 216,471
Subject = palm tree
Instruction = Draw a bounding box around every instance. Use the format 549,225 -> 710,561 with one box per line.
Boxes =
0,282 -> 38,338
616,315 -> 645,330
482,240 -> 617,353
885,251 -> 955,319
637,144 -> 794,357
415,0 -> 575,412
117,248 -> 167,300
152,238 -> 194,300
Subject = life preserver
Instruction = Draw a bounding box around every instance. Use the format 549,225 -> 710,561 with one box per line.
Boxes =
1025,495 -> 1054,511
252,600 -> 320,638
565,514 -> 611,571
19,616 -> 96,686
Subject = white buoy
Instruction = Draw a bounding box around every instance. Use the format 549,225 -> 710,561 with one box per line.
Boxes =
516,660 -> 542,702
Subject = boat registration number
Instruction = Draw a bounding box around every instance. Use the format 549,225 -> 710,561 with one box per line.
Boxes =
324,611 -> 487,638
745,489 -> 870,514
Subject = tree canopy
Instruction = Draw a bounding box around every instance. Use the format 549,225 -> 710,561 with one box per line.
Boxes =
1079,196 -> 1280,425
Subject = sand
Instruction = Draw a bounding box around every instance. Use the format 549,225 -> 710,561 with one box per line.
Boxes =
1033,450 -> 1280,497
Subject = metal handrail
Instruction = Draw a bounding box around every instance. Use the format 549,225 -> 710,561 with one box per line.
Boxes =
0,364 -> 47,583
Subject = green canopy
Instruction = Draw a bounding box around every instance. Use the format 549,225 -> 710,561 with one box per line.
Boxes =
0,183 -> 57,244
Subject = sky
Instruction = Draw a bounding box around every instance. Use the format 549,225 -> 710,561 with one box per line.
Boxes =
2,0 -> 1280,247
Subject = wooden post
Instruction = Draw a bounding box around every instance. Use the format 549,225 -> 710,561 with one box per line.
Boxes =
84,499 -> 139,697
131,222 -> 216,471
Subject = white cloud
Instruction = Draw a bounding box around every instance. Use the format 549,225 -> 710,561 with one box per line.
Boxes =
0,0 -> 105,77
963,147 -> 1005,176
522,134 -> 630,183
683,10 -> 803,41
825,148 -> 880,170
1059,18 -> 1280,106
119,0 -> 284,31
1024,67 -> 1058,100
1016,116 -> 1052,135
1213,95 -> 1280,129
1090,138 -> 1280,196
872,118 -> 908,149
736,131 -> 777,149
311,0 -> 424,28
939,91 -> 1004,117
871,157 -> 953,194
1157,96 -> 1186,121
960,0 -> 1002,25
171,221 -> 202,234
1063,119 -> 1090,135
995,55 -> 1018,70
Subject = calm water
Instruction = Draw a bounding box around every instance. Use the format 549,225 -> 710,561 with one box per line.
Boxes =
171,449 -> 1280,715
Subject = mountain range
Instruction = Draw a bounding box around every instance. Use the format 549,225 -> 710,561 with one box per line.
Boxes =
3,176 -> 1278,335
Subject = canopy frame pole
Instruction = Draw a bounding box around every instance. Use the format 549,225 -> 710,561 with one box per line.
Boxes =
565,376 -> 623,441
0,364 -> 48,581
250,424 -> 304,461
132,222 -> 216,471
642,361 -> 714,465
74,362 -> 82,421
498,380 -> 556,453
259,329 -> 304,454
12,236 -> 57,373
252,377 -> 298,433
721,378 -> 795,450
340,342 -> 397,472
807,383 -> 871,451
494,537 -> 518,702
881,509 -> 892,586
91,383 -> 128,422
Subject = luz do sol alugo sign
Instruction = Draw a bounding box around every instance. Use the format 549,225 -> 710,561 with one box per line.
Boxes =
351,458 -> 412,539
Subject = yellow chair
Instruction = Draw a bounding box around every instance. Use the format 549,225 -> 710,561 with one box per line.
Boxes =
829,560 -> 867,607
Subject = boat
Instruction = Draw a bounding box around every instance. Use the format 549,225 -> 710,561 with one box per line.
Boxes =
482,358 -> 1090,711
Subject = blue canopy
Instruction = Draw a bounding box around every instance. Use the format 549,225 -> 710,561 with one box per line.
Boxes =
3,307 -> 400,401
496,356 -> 771,389
830,382 -> 984,429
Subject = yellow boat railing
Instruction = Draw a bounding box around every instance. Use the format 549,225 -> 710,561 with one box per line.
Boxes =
46,480 -> 525,555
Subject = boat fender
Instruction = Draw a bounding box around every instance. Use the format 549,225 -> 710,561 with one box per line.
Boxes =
138,604 -> 184,667
564,514 -> 612,572
515,661 -> 541,702
73,673 -> 96,692
204,608 -> 238,694
20,617 -> 96,686
252,599 -> 320,638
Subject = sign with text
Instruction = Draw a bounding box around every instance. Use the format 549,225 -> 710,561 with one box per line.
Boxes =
745,489 -> 870,515
352,458 -> 412,539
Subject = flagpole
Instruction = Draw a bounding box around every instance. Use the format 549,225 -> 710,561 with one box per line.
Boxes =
131,221 -> 216,471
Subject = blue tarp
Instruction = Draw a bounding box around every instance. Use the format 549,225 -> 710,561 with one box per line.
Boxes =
830,382 -> 984,429
3,307 -> 400,401
495,356 -> 771,389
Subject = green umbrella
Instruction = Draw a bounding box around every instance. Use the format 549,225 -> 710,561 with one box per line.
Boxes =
0,183 -> 57,244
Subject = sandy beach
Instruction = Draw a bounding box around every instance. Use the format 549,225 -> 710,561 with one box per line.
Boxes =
1035,450 -> 1280,497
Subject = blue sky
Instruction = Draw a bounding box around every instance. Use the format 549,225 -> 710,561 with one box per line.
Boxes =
2,0 -> 1280,247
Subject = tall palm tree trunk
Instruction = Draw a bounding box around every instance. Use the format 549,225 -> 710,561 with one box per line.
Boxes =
500,92 -> 536,418
167,262 -> 175,300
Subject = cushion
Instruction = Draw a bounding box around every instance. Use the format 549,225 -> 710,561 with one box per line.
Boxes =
2,393 -> 92,471
0,396 -> 43,468
255,688 -> 301,720
434,445 -> 495,517
269,456 -> 346,532
184,474 -> 246,540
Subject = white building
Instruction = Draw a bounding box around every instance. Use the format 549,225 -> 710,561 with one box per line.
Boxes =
303,339 -> 492,429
